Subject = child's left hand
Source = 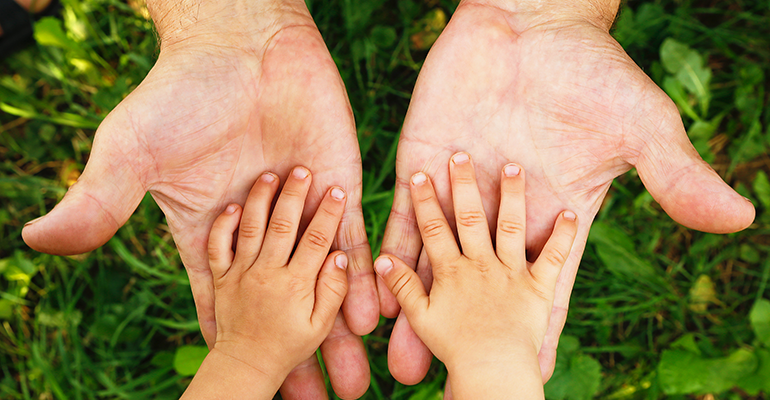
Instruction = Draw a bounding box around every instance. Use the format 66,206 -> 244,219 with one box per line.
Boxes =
182,166 -> 349,399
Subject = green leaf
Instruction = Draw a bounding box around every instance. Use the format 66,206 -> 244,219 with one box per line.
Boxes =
588,223 -> 661,286
544,336 -> 602,400
370,25 -> 397,48
659,38 -> 711,116
34,17 -> 80,51
173,346 -> 209,376
658,348 -> 757,394
752,171 -> 770,208
738,348 -> 770,395
0,299 -> 13,320
750,299 -> 770,346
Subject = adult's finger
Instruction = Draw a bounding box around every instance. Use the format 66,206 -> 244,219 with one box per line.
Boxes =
22,112 -> 146,255
280,354 -> 329,400
387,248 -> 434,385
633,99 -> 754,233
380,176 -> 423,318
332,191 -> 380,336
320,313 -> 371,399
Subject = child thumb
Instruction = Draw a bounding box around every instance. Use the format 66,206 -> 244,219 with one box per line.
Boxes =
375,256 -> 429,320
313,251 -> 350,327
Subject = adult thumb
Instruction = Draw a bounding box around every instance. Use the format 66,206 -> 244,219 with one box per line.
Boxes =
634,115 -> 754,234
22,117 -> 146,255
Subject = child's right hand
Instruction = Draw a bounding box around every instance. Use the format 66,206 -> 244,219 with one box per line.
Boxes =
376,152 -> 578,399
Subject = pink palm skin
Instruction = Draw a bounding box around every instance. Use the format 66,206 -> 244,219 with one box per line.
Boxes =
22,14 -> 377,400
381,2 -> 755,387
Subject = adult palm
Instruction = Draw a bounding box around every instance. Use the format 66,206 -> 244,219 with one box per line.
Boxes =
22,23 -> 376,399
381,2 -> 754,386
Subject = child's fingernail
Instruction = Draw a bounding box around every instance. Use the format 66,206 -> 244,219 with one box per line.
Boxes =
225,204 -> 238,214
563,211 -> 577,221
504,164 -> 521,177
374,257 -> 393,276
331,187 -> 346,201
411,172 -> 427,186
335,253 -> 348,270
293,167 -> 310,179
452,152 -> 470,165
261,172 -> 276,183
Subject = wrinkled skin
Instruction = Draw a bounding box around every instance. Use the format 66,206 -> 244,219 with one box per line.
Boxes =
22,21 -> 376,400
381,2 -> 755,388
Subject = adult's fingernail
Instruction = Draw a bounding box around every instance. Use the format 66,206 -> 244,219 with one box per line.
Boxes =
293,167 -> 310,179
331,187 -> 346,201
744,196 -> 754,204
504,164 -> 521,177
563,211 -> 577,221
374,257 -> 394,276
452,152 -> 470,165
24,216 -> 44,227
412,172 -> 427,186
335,253 -> 348,270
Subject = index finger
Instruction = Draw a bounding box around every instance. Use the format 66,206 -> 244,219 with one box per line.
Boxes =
410,172 -> 461,267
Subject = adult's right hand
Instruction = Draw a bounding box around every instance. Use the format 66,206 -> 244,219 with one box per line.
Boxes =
21,1 -> 377,398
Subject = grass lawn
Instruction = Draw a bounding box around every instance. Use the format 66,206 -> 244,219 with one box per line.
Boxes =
1,0 -> 769,398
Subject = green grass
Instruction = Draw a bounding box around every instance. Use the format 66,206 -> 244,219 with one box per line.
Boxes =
1,0 -> 769,398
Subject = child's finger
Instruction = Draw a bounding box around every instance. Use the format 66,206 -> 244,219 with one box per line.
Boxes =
290,187 -> 346,275
311,251 -> 350,328
496,163 -> 526,266
374,255 -> 429,321
448,152 -> 495,260
258,166 -> 312,266
530,211 -> 578,290
207,204 -> 242,283
233,172 -> 280,268
410,172 -> 462,267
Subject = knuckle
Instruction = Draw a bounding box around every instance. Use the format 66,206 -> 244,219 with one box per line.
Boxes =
238,223 -> 263,239
207,243 -> 224,263
422,218 -> 447,239
453,175 -> 475,185
321,275 -> 348,299
498,218 -> 525,235
390,272 -> 418,300
268,217 -> 294,235
456,210 -> 486,228
304,229 -> 330,249
543,247 -> 569,266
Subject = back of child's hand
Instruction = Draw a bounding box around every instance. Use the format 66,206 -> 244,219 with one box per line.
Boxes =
206,167 -> 349,381
376,153 -> 578,396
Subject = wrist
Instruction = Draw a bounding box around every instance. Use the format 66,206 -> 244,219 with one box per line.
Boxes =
181,348 -> 285,399
460,0 -> 621,31
445,346 -> 543,399
146,0 -> 314,51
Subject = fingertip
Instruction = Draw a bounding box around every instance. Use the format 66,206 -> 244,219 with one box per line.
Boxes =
334,252 -> 348,270
374,256 -> 395,277
260,171 -> 277,184
330,186 -> 347,202
562,210 -> 577,222
411,172 -> 427,186
503,163 -> 522,177
292,166 -> 310,180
